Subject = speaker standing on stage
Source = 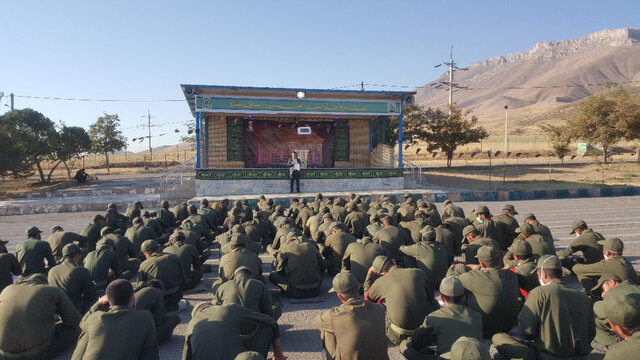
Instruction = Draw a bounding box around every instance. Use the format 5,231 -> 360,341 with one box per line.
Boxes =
288,152 -> 301,193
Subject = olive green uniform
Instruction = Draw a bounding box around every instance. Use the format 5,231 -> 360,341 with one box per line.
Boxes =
373,225 -> 411,265
104,214 -> 127,234
218,248 -> 263,283
48,260 -> 97,314
84,247 -> 119,288
593,280 -> 640,347
510,258 -> 539,300
104,233 -> 140,279
213,274 -> 280,320
0,253 -> 20,293
604,332 -> 640,360
493,279 -> 595,359
529,220 -> 554,244
72,303 -> 158,360
400,241 -> 449,288
344,211 -> 368,239
125,206 -> 141,221
365,266 -> 439,345
139,252 -> 185,308
493,213 -> 519,249
342,238 -> 385,285
183,304 -> 280,360
435,224 -> 458,263
164,242 -> 202,291
82,222 -> 104,252
269,241 -> 325,298
557,228 -> 604,264
472,219 -> 502,248
321,230 -> 356,276
401,304 -> 483,360
315,298 -> 389,360
573,255 -> 639,294
134,286 -> 180,342
458,268 -> 520,338
47,231 -> 87,263
15,238 -> 56,276
0,281 -> 81,359
399,219 -> 430,244
462,237 -> 501,265
125,224 -> 156,256
158,208 -> 177,231
443,204 -> 465,219
331,206 -> 348,223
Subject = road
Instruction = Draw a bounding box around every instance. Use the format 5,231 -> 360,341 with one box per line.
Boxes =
2,196 -> 638,359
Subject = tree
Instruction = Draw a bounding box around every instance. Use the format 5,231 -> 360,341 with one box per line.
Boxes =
403,104 -> 488,167
539,123 -> 571,163
566,93 -> 623,164
180,122 -> 196,150
47,125 -> 92,182
0,109 -> 57,182
612,89 -> 640,162
88,113 -> 127,173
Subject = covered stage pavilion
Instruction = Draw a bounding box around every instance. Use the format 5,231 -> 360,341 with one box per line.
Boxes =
180,84 -> 414,196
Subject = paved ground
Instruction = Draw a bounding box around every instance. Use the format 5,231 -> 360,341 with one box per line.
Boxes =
3,195 -> 639,359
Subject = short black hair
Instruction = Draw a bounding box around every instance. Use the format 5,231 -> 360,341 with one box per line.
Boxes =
542,268 -> 563,279
106,279 -> 134,306
441,294 -> 465,304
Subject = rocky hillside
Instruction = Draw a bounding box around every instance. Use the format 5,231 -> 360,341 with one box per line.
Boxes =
415,28 -> 640,133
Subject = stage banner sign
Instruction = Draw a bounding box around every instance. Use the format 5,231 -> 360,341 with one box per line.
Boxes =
196,96 -> 401,116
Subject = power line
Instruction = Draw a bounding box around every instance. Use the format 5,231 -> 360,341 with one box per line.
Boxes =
11,95 -> 183,102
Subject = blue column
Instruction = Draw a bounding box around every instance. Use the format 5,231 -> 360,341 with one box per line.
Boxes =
369,121 -> 373,152
205,115 -> 209,168
195,111 -> 201,169
398,99 -> 404,168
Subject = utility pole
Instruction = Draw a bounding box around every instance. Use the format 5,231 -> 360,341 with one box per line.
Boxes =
448,46 -> 454,113
431,46 -> 469,116
504,104 -> 509,153
10,93 -> 14,111
140,110 -> 157,161
360,81 -> 365,91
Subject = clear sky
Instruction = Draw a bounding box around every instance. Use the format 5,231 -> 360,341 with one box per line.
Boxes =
1,0 -> 638,152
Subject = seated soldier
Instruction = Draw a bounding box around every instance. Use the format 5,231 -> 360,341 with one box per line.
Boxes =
72,279 -> 158,359
46,225 -> 87,263
0,239 -> 21,293
591,273 -> 640,348
184,303 -> 285,360
341,235 -> 385,286
164,231 -> 202,291
557,219 -> 604,269
138,239 -> 185,311
213,266 -> 281,321
320,222 -> 356,276
216,235 -> 263,288
461,225 -> 500,266
269,235 -> 325,299
101,226 -> 141,280
400,226 -> 449,288
316,273 -> 389,360
48,243 -> 97,314
84,237 -> 120,292
594,293 -> 640,359
503,239 -> 539,303
400,277 -> 483,359
134,280 -> 180,343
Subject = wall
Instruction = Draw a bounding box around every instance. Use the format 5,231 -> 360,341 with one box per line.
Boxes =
370,144 -> 395,168
335,119 -> 371,168
205,114 -> 244,168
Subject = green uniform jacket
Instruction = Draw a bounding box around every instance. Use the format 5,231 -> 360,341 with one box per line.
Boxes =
274,242 -> 325,290
373,225 -> 411,264
139,252 -> 185,294
410,304 -> 483,355
604,332 -> 640,360
197,207 -> 217,231
173,204 -> 189,223
573,255 -> 639,283
399,219 -> 430,244
15,238 -> 56,276
331,206 -> 348,224
84,248 -> 119,285
0,253 -> 20,293
0,283 -> 81,354
213,275 -> 275,318
443,217 -> 467,247
164,242 -> 201,276
104,214 -> 127,234
493,213 -> 519,248
425,203 -> 442,227
400,242 -> 449,287
342,238 -> 385,284
518,279 -> 594,358
307,215 -> 322,242
459,267 -> 520,338
472,219 -> 502,248
104,233 -> 137,271
135,286 -> 171,328
125,206 -> 141,221
315,298 -> 389,360
158,208 -> 177,230
144,217 -> 164,238
218,248 -> 263,282
48,260 -> 97,314
443,204 -> 465,219
556,228 -> 604,264
435,224 -> 458,262
322,231 -> 356,275
366,266 -> 439,331
47,231 -> 87,263
72,303 -> 158,360
82,222 -> 104,251
593,280 -> 640,347
344,211 -> 368,239
524,234 -> 556,257
511,258 -> 539,294
463,237 -> 501,265
183,304 -> 279,360
125,224 -> 156,255
530,220 -> 554,245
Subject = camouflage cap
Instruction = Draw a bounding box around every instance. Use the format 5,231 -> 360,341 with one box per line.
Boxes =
569,219 -> 587,234
598,238 -> 624,254
594,293 -> 640,328
328,272 -> 359,294
416,199 -> 426,207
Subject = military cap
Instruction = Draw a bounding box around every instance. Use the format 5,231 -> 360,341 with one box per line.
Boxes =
345,203 -> 355,211
440,336 -> 490,360
444,199 -> 453,206
230,233 -> 247,246
509,239 -> 532,256
590,273 -> 622,296
97,237 -> 116,249
233,266 -> 252,276
516,223 -> 535,235
187,204 -> 198,213
25,226 -> 43,237
462,225 -> 477,237
532,255 -> 562,273
100,227 -> 114,237
322,213 -> 333,219
316,193 -> 323,199
132,217 -> 143,224
281,217 -> 293,225
328,272 -> 359,294
50,225 -> 63,233
595,293 -> 640,328
416,199 -> 426,208
598,238 -> 624,254
285,232 -> 299,242
476,245 -> 499,261
475,205 -> 490,216
377,208 -> 389,214
161,200 -> 169,208
241,199 -> 249,205
62,243 -> 82,257
420,226 -> 436,242
142,211 -> 151,217
232,224 -> 246,234
569,219 -> 587,234
107,202 -> 117,209
439,277 -> 464,297
379,195 -> 388,201
201,199 -> 209,206
0,239 -> 8,245
235,351 -> 265,360
502,204 -> 518,214
521,213 -> 536,221
266,198 -> 274,205
350,192 -> 357,199
93,214 -> 105,222
329,222 -> 341,230
414,209 -> 428,218
141,239 -> 159,252
372,255 -> 390,274
106,207 -> 117,215
134,201 -> 143,208
169,231 -> 186,243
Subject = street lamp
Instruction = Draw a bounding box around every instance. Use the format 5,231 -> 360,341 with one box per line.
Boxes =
504,104 -> 509,154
